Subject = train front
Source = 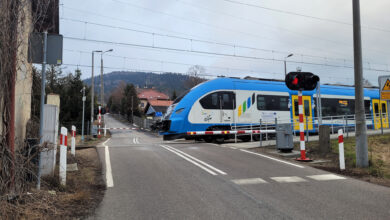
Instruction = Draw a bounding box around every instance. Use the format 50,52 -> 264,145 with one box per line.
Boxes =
159,90 -> 191,140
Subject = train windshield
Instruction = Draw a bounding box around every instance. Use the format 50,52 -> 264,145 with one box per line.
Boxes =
173,90 -> 190,104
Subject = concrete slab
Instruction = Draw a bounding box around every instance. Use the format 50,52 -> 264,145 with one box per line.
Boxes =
67,163 -> 78,171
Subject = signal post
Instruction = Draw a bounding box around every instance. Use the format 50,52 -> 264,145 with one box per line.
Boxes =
285,72 -> 319,162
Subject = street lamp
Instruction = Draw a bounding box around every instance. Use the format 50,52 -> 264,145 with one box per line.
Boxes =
100,49 -> 113,107
91,50 -> 102,135
284,53 -> 294,77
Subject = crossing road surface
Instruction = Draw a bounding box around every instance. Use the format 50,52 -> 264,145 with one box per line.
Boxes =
92,114 -> 390,219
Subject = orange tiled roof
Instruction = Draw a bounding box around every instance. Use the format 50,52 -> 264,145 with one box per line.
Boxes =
137,89 -> 170,100
148,100 -> 173,107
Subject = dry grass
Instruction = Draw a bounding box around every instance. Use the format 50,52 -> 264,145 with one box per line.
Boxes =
0,148 -> 105,219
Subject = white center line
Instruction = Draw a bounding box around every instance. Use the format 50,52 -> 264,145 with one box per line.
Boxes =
160,145 -> 217,175
163,145 -> 227,175
232,178 -> 268,185
240,149 -> 305,169
103,138 -> 114,188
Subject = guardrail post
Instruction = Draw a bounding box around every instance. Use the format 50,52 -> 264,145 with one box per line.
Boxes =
71,125 -> 76,156
250,123 -> 253,142
305,116 -> 309,142
259,119 -> 262,147
338,129 -> 345,170
380,111 -> 384,135
59,127 -> 68,186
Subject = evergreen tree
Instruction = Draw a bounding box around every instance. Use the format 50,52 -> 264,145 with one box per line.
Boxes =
172,89 -> 177,100
121,83 -> 140,122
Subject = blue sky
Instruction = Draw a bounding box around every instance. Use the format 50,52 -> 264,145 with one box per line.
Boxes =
60,0 -> 390,85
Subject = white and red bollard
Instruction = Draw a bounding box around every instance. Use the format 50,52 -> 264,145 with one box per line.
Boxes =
59,127 -> 68,186
71,125 -> 76,156
296,90 -> 312,162
338,129 -> 345,170
98,106 -> 102,138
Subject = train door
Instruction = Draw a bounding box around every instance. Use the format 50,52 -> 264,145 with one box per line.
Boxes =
292,95 -> 313,130
372,99 -> 389,129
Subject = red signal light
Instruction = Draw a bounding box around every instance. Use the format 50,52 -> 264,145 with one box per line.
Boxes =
292,77 -> 298,85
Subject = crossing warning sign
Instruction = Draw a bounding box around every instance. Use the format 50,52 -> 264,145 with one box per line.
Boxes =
379,76 -> 390,100
383,79 -> 390,91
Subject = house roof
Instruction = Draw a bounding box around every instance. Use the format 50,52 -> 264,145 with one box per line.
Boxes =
148,100 -> 173,107
137,89 -> 170,100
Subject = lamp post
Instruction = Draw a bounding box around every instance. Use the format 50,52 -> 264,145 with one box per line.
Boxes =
81,86 -> 86,141
91,50 -> 102,135
100,49 -> 113,107
284,53 -> 294,76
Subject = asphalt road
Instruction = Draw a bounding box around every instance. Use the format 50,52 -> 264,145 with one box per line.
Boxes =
92,114 -> 390,220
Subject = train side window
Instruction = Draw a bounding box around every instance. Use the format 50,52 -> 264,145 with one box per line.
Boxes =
304,100 -> 311,116
294,100 -> 299,116
200,92 -> 220,109
364,100 -> 371,114
382,103 -> 387,114
257,96 -> 266,110
279,97 -> 289,110
220,92 -> 235,109
374,103 -> 379,116
257,95 -> 289,111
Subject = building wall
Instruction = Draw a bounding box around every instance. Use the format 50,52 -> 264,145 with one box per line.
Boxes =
14,0 -> 33,144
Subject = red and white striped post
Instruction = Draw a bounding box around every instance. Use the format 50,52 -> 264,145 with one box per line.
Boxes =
71,125 -> 76,156
338,129 -> 345,170
296,90 -> 312,161
59,127 -> 68,186
98,106 -> 102,138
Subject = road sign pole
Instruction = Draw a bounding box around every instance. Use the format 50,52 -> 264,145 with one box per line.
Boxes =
297,90 -> 311,162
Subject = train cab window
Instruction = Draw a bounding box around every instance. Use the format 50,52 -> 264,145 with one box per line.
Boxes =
304,100 -> 310,116
294,100 -> 299,116
374,103 -> 379,116
199,91 -> 236,110
220,92 -> 235,110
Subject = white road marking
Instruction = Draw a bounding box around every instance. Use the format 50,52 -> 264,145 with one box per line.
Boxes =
240,149 -> 305,169
103,138 -> 114,188
160,145 -> 217,175
307,174 -> 346,181
271,176 -> 307,183
232,178 -> 268,185
163,145 -> 227,175
230,147 -> 237,150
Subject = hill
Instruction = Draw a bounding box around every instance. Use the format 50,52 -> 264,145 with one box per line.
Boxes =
83,71 -> 196,99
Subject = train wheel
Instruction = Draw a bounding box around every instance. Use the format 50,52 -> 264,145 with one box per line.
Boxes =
203,136 -> 213,143
215,137 -> 224,144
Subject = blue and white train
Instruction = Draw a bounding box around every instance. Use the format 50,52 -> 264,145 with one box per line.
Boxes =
160,77 -> 389,141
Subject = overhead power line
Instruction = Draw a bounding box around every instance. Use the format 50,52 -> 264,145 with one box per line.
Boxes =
62,17 -> 390,68
221,0 -> 390,33
63,36 -> 390,74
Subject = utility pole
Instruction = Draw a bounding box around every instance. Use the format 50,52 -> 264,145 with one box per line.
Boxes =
81,87 -> 86,141
100,49 -> 113,107
37,31 -> 48,190
100,53 -> 104,107
284,53 -> 293,76
91,50 -> 101,134
352,0 -> 368,168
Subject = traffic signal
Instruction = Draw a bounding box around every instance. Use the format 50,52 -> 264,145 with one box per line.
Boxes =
285,72 -> 319,91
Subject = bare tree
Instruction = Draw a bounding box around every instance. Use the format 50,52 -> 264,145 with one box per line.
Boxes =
184,65 -> 206,89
